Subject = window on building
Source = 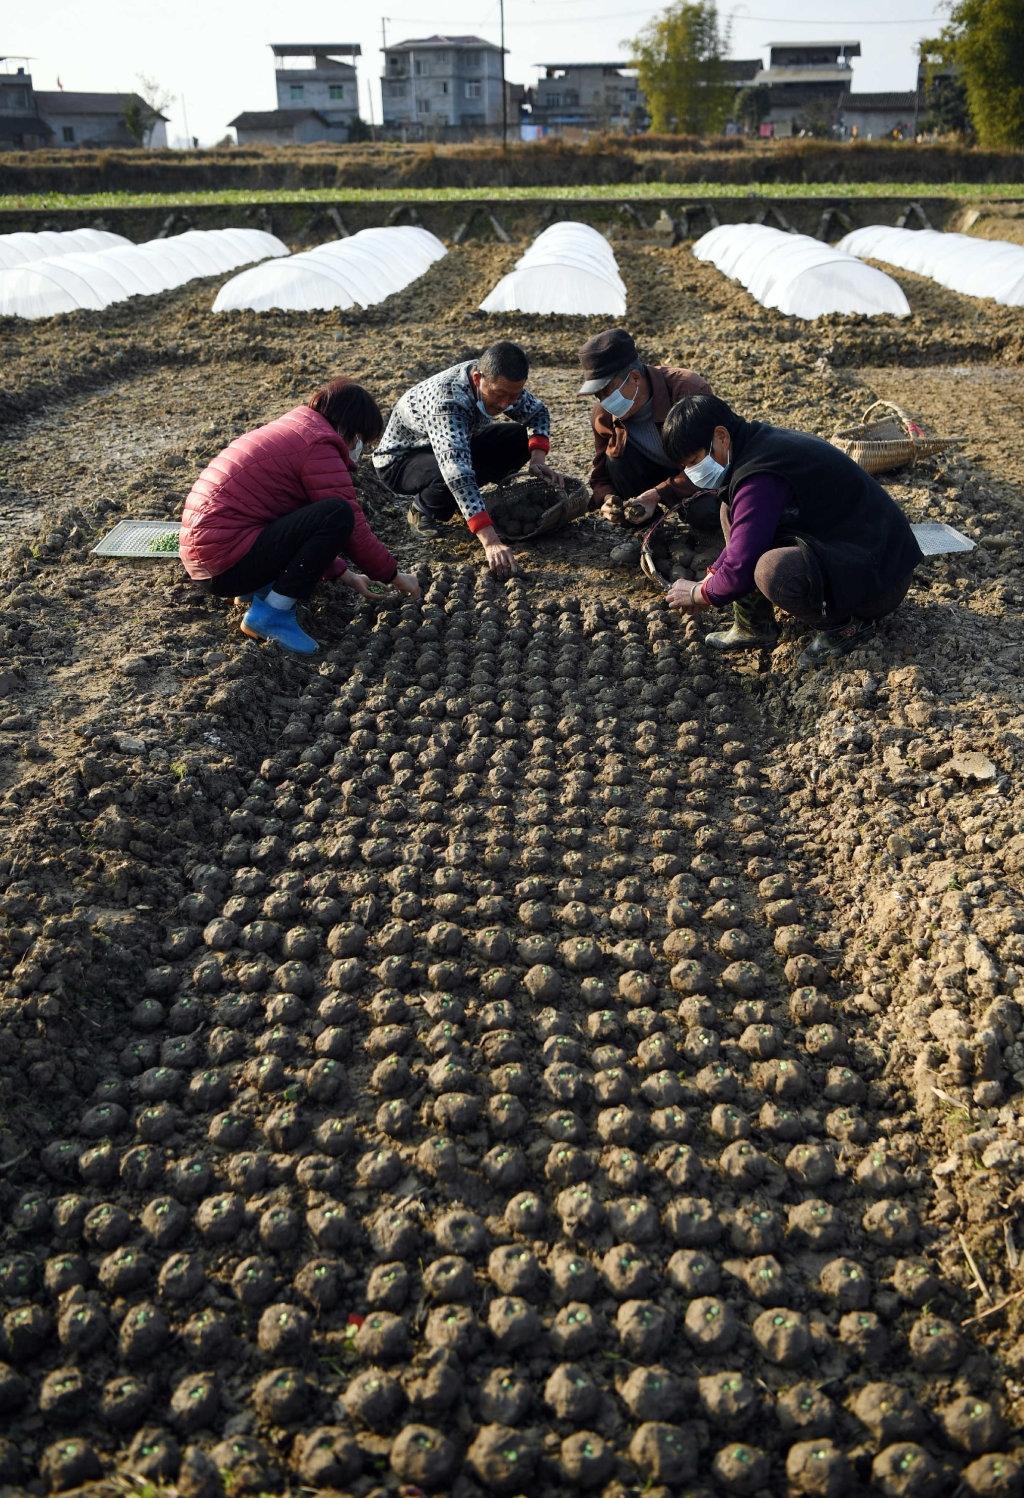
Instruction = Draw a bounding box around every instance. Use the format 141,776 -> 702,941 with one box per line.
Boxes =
440,81 -> 449,94
436,52 -> 449,64
464,51 -> 481,65
290,84 -> 304,100
416,95 -> 430,112
329,84 -> 345,100
62,126 -> 75,142
414,60 -> 424,76
3,85 -> 28,108
465,80 -> 482,99
387,81 -> 408,97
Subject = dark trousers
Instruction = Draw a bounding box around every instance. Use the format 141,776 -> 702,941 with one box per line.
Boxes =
608,444 -> 720,532
721,501 -> 914,628
207,499 -> 354,601
382,422 -> 529,523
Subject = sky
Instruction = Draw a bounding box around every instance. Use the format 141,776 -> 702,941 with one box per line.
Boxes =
8,0 -> 948,146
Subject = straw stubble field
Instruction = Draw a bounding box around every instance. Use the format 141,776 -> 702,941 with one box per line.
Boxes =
1,233 -> 1024,1496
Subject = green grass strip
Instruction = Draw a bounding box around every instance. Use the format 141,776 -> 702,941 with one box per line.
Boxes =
1,181 -> 1023,211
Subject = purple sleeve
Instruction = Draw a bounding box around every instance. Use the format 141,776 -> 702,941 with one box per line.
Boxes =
702,473 -> 791,606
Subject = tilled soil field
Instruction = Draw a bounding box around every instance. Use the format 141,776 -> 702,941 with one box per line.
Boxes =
1,232 -> 1024,1497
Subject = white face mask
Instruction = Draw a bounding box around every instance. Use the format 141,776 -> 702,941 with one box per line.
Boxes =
348,437 -> 363,464
599,372 -> 637,420
684,450 -> 727,489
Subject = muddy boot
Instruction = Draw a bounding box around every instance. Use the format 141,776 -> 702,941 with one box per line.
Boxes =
706,594 -> 779,652
798,617 -> 874,668
406,504 -> 442,541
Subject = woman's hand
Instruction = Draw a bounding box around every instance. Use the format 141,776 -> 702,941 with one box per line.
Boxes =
476,524 -> 518,579
392,571 -> 421,600
666,578 -> 710,613
339,570 -> 371,598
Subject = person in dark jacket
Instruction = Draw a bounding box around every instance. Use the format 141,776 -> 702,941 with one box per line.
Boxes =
660,393 -> 924,666
579,328 -> 716,562
181,379 -> 420,657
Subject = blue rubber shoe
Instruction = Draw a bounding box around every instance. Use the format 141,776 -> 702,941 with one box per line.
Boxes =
232,585 -> 271,607
240,597 -> 318,655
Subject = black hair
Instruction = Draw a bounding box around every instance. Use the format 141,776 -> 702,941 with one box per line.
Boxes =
477,341 -> 529,383
662,393 -> 742,464
306,378 -> 384,444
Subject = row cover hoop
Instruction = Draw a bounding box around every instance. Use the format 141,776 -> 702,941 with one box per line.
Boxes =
480,220 -> 627,316
212,227 -> 446,313
0,228 -> 130,271
838,225 -> 1024,306
0,229 -> 288,319
692,223 -> 910,320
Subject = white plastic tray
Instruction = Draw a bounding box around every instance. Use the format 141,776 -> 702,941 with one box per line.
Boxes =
911,521 -> 976,557
92,520 -> 182,559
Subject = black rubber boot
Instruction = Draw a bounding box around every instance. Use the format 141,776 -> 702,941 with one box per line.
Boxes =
706,594 -> 779,652
406,504 -> 442,540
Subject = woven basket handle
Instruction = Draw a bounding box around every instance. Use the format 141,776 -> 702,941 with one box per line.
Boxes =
860,399 -> 926,439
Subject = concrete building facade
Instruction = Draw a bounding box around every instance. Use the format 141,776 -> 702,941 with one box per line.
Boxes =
531,62 -> 643,134
0,61 -> 167,149
753,40 -> 859,136
381,35 -> 506,136
231,44 -> 361,145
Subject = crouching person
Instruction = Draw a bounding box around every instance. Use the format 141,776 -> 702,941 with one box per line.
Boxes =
373,341 -> 562,579
661,394 -> 923,667
179,378 -> 420,656
579,328 -> 715,561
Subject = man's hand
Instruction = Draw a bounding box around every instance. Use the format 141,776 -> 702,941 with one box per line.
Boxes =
476,524 -> 517,578
623,489 -> 660,525
600,495 -> 624,525
392,571 -> 422,600
666,577 -> 710,613
339,569 -> 371,598
527,454 -> 566,490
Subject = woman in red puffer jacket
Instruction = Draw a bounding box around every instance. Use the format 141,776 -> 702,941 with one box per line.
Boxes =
180,377 -> 420,656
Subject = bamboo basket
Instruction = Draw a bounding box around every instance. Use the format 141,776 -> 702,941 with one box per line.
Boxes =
831,400 -> 965,475
488,475 -> 590,542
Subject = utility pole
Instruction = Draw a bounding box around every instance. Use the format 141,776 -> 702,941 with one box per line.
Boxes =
499,0 -> 507,151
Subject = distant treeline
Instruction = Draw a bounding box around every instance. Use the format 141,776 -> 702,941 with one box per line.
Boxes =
2,137 -> 1023,194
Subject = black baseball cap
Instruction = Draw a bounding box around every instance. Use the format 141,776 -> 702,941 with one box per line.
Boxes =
578,328 -> 637,395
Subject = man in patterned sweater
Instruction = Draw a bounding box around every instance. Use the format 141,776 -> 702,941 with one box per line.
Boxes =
374,341 -> 562,577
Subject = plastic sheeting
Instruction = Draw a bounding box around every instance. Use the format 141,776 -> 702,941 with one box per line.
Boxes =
693,223 -> 910,320
479,222 -> 627,316
0,228 -> 130,271
212,227 -> 447,312
0,229 -> 288,319
837,225 -> 1024,307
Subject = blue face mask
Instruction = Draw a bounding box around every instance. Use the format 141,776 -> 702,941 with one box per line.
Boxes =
600,371 -> 638,420
476,397 -> 490,417
684,451 -> 728,489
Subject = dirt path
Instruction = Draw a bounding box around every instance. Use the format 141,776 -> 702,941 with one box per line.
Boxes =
0,239 -> 1022,1495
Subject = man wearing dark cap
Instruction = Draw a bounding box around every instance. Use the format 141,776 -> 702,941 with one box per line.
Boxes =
579,328 -> 714,558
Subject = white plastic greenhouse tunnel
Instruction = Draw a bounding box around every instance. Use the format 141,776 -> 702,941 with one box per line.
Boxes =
0,228 -> 130,271
479,222 -> 626,316
211,227 -> 447,313
692,223 -> 910,320
837,225 -> 1024,307
0,229 -> 288,319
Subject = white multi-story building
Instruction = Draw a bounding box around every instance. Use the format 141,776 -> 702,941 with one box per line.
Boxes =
232,43 -> 361,146
381,34 -> 506,135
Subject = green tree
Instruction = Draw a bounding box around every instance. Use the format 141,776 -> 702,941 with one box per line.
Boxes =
929,0 -> 1024,146
918,40 -> 972,137
347,116 -> 372,143
630,1 -> 733,136
733,83 -> 770,134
